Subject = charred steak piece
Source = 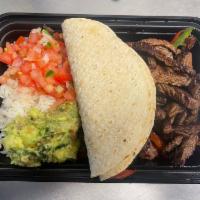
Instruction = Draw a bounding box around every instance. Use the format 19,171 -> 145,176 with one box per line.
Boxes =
174,111 -> 188,126
131,40 -> 175,66
165,103 -> 184,118
137,38 -> 178,54
164,135 -> 184,153
157,84 -> 199,110
139,140 -> 158,160
155,107 -> 166,121
189,75 -> 200,100
176,51 -> 193,69
184,109 -> 199,125
162,117 -> 175,134
151,64 -> 191,87
146,56 -> 157,69
173,65 -> 196,76
185,36 -> 197,50
173,124 -> 200,137
174,134 -> 199,165
156,96 -> 167,106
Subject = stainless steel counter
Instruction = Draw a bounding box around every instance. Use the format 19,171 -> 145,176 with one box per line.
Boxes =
0,0 -> 200,199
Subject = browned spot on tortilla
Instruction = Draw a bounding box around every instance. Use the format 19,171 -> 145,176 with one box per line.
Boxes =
124,155 -> 129,160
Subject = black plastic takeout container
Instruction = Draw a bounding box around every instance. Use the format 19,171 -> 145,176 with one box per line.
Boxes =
1,13 -> 200,183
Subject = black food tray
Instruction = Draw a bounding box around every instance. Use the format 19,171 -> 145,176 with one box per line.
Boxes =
0,13 -> 200,183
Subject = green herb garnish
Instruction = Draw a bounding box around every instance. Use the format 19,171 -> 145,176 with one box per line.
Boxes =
42,29 -> 51,36
45,70 -> 55,78
45,42 -> 51,48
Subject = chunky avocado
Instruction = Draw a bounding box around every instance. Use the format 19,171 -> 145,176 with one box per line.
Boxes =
3,102 -> 80,167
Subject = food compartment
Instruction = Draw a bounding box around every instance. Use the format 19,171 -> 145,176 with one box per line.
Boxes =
0,14 -> 200,182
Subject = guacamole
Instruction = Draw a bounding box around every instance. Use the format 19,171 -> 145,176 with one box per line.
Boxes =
3,102 -> 80,167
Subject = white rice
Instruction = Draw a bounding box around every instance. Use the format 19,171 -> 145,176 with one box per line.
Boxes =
0,79 -> 56,129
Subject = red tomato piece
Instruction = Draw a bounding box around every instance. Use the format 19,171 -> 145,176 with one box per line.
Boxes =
16,36 -> 25,45
64,89 -> 76,101
54,68 -> 72,84
29,32 -> 41,44
12,57 -> 22,68
0,28 -> 76,100
19,74 -> 35,87
0,52 -> 12,65
20,61 -> 33,74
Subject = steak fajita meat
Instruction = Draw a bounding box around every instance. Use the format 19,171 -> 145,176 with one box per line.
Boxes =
150,63 -> 191,87
173,124 -> 200,137
162,117 -> 175,134
156,96 -> 167,106
162,103 -> 184,134
137,38 -> 178,54
139,140 -> 158,160
191,84 -> 200,100
134,32 -> 200,165
155,107 -> 166,121
185,36 -> 197,50
129,38 -> 196,76
131,40 -> 175,66
164,135 -> 184,153
165,103 -> 184,118
189,75 -> 200,100
176,51 -> 193,69
146,56 -> 157,69
174,134 -> 199,165
173,65 -> 196,76
174,111 -> 188,126
184,109 -> 199,125
157,84 -> 199,110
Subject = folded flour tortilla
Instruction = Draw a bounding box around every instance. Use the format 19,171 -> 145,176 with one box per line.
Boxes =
62,18 -> 156,180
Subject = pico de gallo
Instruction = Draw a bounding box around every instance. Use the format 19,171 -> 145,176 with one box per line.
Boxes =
0,27 -> 75,100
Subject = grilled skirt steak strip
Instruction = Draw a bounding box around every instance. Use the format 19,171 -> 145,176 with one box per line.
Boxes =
156,96 -> 167,106
155,107 -> 166,121
157,84 -> 199,110
151,64 -> 191,86
164,135 -> 184,153
139,140 -> 158,160
174,111 -> 188,126
174,134 -> 199,165
131,41 -> 175,66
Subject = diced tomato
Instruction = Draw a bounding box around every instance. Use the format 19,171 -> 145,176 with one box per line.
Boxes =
0,52 -> 12,65
18,45 -> 28,58
31,69 -> 55,94
20,61 -> 33,74
46,49 -> 62,64
19,74 -> 35,87
64,89 -> 76,101
12,57 -> 22,68
46,76 -> 57,85
16,36 -> 25,45
54,68 -> 72,84
53,32 -> 61,40
0,28 -> 75,101
12,43 -> 20,51
29,32 -> 41,44
26,48 -> 41,61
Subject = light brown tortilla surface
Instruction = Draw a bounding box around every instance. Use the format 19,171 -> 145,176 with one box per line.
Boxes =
62,18 -> 156,180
